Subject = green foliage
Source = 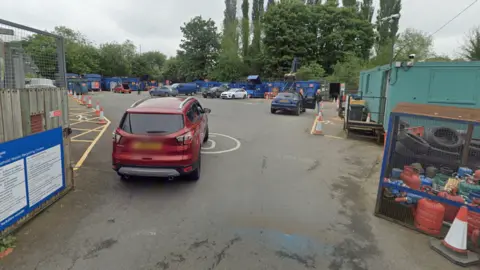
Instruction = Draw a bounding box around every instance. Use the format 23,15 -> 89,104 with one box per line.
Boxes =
461,26 -> 480,61
178,16 -> 221,81
376,0 -> 401,47
328,54 -> 366,89
241,0 -> 250,58
0,236 -> 16,252
395,28 -> 433,61
296,63 -> 325,80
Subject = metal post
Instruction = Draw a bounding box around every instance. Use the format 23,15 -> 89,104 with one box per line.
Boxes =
56,37 -> 67,88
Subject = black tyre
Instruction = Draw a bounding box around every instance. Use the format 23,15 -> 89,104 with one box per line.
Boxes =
425,127 -> 463,152
203,127 -> 209,143
117,173 -> 130,181
243,94 -> 246,99
202,94 -> 207,98
428,146 -> 461,161
398,131 -> 430,155
295,105 -> 301,116
188,153 -> 201,181
271,108 -> 276,114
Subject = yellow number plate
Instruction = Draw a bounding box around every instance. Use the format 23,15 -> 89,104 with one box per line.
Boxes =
279,99 -> 289,103
133,142 -> 162,150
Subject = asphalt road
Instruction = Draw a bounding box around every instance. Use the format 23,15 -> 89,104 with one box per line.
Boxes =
2,92 -> 414,270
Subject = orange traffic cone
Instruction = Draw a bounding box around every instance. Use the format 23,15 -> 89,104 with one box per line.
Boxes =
430,206 -> 480,266
80,95 -> 85,105
87,96 -> 92,108
97,107 -> 107,124
95,101 -> 100,116
312,111 -> 324,136
73,92 -> 77,100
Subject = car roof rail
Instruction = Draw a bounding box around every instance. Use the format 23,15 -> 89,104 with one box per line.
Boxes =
130,97 -> 152,108
179,96 -> 195,109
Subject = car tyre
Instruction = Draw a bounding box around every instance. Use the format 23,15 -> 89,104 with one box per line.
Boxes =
271,108 -> 276,114
295,105 -> 301,116
188,153 -> 201,181
243,94 -> 246,99
203,127 -> 209,143
118,173 -> 130,181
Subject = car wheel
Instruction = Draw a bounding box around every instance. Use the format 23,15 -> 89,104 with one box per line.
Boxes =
188,153 -> 201,181
243,94 -> 246,99
271,108 -> 276,114
203,127 -> 209,143
295,105 -> 301,116
117,173 -> 130,181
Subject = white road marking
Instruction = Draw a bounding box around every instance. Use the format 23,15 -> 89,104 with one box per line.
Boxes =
201,139 -> 216,150
201,133 -> 241,154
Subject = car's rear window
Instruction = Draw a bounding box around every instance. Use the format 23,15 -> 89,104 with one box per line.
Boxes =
277,93 -> 293,98
121,113 -> 184,134
122,83 -> 130,89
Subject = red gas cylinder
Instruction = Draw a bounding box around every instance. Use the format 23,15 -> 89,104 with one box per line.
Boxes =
400,165 -> 421,190
414,198 -> 445,235
468,210 -> 480,236
437,191 -> 464,222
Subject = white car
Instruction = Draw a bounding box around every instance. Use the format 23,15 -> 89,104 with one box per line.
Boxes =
220,88 -> 247,99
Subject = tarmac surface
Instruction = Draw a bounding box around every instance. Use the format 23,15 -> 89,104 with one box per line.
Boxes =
0,92 -> 467,270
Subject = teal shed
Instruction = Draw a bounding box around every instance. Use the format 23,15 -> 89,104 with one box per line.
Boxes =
359,61 -> 480,133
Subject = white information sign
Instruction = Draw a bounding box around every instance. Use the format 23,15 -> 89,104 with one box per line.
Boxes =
26,145 -> 63,207
0,159 -> 27,222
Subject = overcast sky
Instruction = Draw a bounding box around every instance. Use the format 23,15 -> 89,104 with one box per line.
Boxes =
1,0 -> 479,58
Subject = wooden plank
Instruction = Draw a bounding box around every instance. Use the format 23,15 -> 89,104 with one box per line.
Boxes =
1,90 -> 14,141
55,89 -> 63,127
44,89 -> 52,130
0,90 -> 4,143
50,89 -> 58,128
36,89 -> 45,132
29,89 -> 38,114
393,102 -> 480,124
10,90 -> 23,139
20,90 -> 32,136
61,89 -> 69,127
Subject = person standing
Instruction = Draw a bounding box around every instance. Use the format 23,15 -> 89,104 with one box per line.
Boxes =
315,89 -> 323,113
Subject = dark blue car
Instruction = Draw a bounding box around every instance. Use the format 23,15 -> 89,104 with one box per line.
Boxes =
271,92 -> 314,116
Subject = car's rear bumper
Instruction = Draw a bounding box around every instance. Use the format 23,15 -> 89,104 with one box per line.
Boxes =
113,161 -> 199,178
271,104 -> 297,111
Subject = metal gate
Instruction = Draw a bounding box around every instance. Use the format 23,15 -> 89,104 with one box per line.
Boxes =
0,18 -> 72,237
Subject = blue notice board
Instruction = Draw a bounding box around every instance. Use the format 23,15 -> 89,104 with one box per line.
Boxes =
0,127 -> 65,231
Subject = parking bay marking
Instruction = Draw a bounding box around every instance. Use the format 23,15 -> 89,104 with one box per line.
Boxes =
201,133 -> 241,154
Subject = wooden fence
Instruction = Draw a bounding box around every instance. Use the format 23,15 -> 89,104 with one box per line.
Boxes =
0,88 -> 73,236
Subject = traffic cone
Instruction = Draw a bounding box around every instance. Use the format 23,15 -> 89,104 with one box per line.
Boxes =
87,96 -> 92,108
73,92 -> 77,100
80,95 -> 85,105
95,101 -> 100,116
430,206 -> 480,266
97,107 -> 107,124
366,113 -> 371,122
312,111 -> 324,135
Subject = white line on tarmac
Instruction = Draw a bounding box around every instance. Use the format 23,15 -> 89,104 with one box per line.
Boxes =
201,133 -> 241,154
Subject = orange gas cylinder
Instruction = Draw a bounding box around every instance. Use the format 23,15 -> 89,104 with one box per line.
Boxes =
400,165 -> 421,190
437,191 -> 464,222
414,198 -> 445,235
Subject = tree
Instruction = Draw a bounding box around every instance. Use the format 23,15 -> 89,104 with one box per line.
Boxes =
54,26 -> 100,74
329,54 -> 366,89
241,0 -> 250,58
22,35 -> 58,79
394,28 -> 433,61
461,26 -> 480,61
98,40 -> 136,76
263,1 -> 316,77
250,0 -> 265,73
342,0 -> 357,8
161,56 -> 185,82
359,0 -> 374,22
178,16 -> 221,81
376,0 -> 401,47
296,63 -> 325,80
131,51 -> 167,79
312,4 -> 374,71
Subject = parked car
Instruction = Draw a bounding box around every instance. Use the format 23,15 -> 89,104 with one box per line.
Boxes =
220,88 -> 247,99
271,92 -> 307,116
172,83 -> 198,96
150,86 -> 178,97
113,83 -> 132,94
202,86 -> 225,98
112,96 -> 211,181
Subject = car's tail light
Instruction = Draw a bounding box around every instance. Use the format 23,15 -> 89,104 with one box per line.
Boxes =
176,131 -> 193,145
112,131 -> 123,143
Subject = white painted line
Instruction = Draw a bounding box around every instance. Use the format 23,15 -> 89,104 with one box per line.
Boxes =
201,133 -> 241,154
201,139 -> 216,150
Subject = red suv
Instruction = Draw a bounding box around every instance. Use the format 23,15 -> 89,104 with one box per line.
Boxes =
112,96 -> 210,181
